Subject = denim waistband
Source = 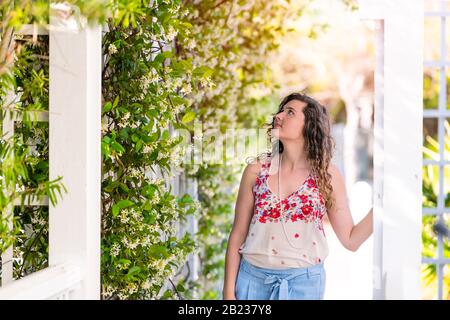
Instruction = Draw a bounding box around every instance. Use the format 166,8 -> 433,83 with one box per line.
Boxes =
239,257 -> 324,299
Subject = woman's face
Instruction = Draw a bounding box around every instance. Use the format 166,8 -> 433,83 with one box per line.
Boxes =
273,99 -> 308,141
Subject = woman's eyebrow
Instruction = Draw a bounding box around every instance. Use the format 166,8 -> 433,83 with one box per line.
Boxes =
285,106 -> 296,112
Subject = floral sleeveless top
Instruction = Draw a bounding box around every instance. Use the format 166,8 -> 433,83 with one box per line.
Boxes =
238,157 -> 329,269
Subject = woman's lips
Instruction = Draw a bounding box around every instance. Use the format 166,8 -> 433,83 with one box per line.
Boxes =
274,123 -> 281,128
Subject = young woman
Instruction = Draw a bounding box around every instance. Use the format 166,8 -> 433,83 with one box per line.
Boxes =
223,92 -> 373,300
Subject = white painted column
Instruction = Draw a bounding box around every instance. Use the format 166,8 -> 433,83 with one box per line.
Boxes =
359,0 -> 423,299
48,6 -> 102,299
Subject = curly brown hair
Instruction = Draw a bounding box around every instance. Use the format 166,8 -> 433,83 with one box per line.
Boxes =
249,92 -> 337,214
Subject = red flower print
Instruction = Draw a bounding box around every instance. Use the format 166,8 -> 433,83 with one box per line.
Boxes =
300,195 -> 308,203
252,160 -> 327,233
302,205 -> 313,215
271,235 -> 275,240
272,248 -> 278,254
281,199 -> 290,210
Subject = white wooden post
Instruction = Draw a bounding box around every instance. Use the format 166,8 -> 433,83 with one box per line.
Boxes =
48,7 -> 102,299
359,0 -> 424,299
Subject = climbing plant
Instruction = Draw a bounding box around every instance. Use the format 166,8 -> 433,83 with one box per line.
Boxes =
175,0 -> 319,299
1,0 -> 359,301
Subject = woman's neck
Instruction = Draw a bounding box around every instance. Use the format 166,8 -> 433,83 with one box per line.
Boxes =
279,141 -> 309,171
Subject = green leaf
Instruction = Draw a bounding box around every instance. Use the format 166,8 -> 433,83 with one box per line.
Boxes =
181,111 -> 196,123
136,140 -> 143,152
119,258 -> 131,265
104,180 -> 119,192
131,133 -> 139,142
178,193 -> 193,204
176,283 -> 186,292
128,266 -> 141,275
143,184 -> 156,197
162,130 -> 169,140
112,199 -> 134,217
113,96 -> 120,108
102,102 -> 112,114
193,66 -> 214,78
170,95 -> 189,106
111,141 -> 125,154
153,51 -> 173,64
148,244 -> 169,258
119,182 -> 130,193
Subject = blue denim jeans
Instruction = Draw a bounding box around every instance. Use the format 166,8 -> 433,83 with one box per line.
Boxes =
235,257 -> 326,300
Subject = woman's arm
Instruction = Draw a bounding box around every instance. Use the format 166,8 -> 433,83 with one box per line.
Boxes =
222,161 -> 260,300
326,164 -> 373,252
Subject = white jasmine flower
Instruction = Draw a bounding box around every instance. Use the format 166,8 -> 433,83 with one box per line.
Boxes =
166,25 -> 178,41
108,43 -> 118,55
110,243 -> 120,257
187,38 -> 196,50
180,82 -> 192,94
120,211 -> 129,224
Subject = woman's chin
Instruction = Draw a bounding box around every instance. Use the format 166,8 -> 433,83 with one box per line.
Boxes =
271,128 -> 281,138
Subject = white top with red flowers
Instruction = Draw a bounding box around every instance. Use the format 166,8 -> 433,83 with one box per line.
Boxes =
238,157 -> 329,269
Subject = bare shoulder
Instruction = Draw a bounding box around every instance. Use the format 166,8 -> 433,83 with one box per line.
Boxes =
327,163 -> 340,176
241,155 -> 272,184
243,158 -> 264,177
327,163 -> 345,192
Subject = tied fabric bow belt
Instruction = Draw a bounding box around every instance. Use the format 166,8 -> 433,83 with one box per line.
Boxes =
240,258 -> 323,300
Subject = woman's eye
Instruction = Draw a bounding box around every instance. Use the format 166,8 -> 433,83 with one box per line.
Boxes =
288,110 -> 294,115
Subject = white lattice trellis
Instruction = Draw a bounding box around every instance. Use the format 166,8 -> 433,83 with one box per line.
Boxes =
0,4 -> 101,299
423,0 -> 450,301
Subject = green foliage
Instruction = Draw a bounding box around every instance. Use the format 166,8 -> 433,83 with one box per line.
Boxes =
0,32 -> 67,264
100,0 -> 203,299
1,0 -> 345,300
175,0 -> 309,299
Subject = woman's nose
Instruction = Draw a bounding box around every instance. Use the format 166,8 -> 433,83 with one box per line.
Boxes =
275,113 -> 283,122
